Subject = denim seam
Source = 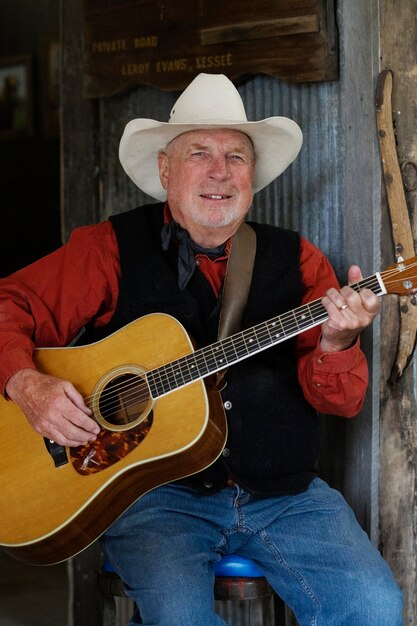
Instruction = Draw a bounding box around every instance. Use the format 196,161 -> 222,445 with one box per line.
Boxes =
259,529 -> 321,626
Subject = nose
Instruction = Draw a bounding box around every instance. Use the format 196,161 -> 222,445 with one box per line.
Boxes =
208,155 -> 231,180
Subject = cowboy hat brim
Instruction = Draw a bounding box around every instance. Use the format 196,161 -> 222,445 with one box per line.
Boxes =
119,116 -> 303,202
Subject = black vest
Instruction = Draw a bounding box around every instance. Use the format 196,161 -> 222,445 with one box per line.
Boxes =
84,203 -> 320,495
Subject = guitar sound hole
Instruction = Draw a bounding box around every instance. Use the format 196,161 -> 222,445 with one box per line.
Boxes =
98,372 -> 152,429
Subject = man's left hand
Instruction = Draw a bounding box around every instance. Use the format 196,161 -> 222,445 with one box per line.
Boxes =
320,265 -> 381,353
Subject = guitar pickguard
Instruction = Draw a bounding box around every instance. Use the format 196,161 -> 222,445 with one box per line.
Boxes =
70,412 -> 153,475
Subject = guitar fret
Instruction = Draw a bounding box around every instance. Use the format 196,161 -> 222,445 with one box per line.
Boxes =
256,322 -> 274,348
147,366 -> 170,397
187,353 -> 201,376
155,366 -> 171,394
166,360 -> 187,389
193,350 -> 211,377
211,341 -> 229,368
294,305 -> 318,332
146,371 -> 159,398
223,336 -> 239,362
283,311 -> 302,334
242,327 -> 261,352
231,334 -> 250,359
267,317 -> 285,341
175,353 -> 201,386
179,354 -> 195,384
295,306 -> 314,329
210,346 -> 224,367
159,365 -> 176,393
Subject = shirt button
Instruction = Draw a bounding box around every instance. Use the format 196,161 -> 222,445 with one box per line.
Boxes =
203,481 -> 213,489
224,400 -> 232,410
222,448 -> 230,457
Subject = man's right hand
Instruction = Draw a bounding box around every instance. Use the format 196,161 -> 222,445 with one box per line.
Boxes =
5,368 -> 100,447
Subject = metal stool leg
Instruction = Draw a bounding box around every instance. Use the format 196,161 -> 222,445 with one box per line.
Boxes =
98,567 -> 136,626
102,594 -> 117,626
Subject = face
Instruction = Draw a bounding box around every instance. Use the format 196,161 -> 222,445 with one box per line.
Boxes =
158,128 -> 255,246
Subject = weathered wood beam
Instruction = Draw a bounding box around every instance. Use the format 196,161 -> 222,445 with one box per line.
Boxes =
376,69 -> 417,382
379,1 -> 417,623
201,15 -> 319,45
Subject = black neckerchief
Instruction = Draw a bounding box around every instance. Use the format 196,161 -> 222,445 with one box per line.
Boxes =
161,220 -> 226,291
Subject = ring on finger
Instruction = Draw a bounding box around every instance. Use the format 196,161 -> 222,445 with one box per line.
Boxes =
339,304 -> 349,311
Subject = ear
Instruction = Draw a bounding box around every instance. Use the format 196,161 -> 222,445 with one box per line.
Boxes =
158,151 -> 169,190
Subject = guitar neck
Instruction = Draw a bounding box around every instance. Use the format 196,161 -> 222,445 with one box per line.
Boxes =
146,272 -> 387,399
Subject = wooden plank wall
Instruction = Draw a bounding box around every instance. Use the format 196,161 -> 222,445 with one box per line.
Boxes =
379,2 -> 417,623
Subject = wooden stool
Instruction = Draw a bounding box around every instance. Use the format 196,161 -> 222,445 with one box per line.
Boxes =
99,555 -> 286,625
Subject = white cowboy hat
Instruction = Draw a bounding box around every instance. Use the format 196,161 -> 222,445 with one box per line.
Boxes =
119,73 -> 303,202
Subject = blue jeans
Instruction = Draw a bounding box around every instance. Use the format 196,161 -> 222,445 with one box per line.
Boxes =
101,478 -> 403,626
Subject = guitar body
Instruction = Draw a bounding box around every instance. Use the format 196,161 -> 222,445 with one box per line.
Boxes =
0,314 -> 227,565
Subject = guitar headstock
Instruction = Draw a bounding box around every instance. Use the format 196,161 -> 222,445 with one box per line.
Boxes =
380,256 -> 417,298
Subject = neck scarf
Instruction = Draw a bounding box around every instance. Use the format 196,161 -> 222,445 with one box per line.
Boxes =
161,220 -> 226,291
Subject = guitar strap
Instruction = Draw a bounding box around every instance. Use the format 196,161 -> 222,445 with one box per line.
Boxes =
216,222 -> 257,387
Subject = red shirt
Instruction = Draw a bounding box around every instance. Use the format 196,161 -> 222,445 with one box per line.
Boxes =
0,220 -> 367,416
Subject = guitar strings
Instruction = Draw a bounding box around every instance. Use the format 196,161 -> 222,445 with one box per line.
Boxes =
82,266 -> 417,418
83,274 -> 385,414
83,272 -> 392,418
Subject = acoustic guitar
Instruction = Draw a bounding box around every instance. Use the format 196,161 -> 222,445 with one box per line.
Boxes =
0,257 -> 416,565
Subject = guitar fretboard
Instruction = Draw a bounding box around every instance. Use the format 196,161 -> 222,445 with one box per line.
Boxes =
146,273 -> 386,399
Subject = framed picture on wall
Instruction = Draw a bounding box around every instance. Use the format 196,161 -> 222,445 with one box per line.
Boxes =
0,55 -> 33,139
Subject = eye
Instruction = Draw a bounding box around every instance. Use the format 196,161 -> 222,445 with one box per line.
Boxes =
229,153 -> 246,162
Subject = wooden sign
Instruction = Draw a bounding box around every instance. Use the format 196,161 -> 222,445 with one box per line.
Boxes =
81,0 -> 338,97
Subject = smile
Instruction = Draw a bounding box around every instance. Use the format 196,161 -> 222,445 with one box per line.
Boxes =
200,194 -> 231,200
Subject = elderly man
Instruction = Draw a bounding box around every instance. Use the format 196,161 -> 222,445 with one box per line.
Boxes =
0,74 -> 402,625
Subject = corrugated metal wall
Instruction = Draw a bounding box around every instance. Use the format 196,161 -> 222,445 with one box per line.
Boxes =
100,75 -> 344,273
243,77 -> 344,271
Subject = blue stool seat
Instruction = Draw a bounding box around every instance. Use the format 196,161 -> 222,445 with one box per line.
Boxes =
214,554 -> 265,578
101,559 -> 117,574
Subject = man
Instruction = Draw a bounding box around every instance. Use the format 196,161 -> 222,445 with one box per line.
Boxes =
0,73 -> 402,625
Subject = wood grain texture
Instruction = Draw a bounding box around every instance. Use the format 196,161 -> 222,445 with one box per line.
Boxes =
81,0 -> 337,95
379,1 -> 417,623
376,69 -> 417,382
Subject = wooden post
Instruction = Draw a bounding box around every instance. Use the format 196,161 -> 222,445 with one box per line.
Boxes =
60,0 -> 103,624
379,1 -> 417,623
60,0 -> 100,241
